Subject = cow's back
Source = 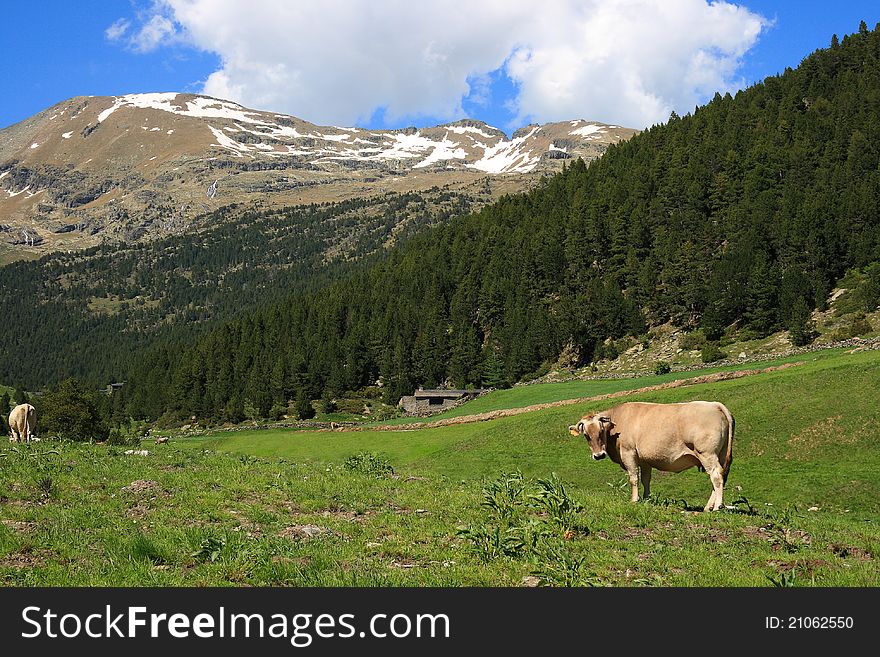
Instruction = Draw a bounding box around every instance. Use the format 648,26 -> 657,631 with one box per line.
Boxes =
610,401 -> 732,457
9,403 -> 36,439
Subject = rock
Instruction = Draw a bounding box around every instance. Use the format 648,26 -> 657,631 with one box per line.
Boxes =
521,576 -> 541,587
738,352 -> 747,359
124,449 -> 150,456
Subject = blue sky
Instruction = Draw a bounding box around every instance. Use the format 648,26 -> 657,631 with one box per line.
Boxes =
1,1 -> 878,133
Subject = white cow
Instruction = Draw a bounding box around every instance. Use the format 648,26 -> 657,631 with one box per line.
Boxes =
570,401 -> 734,511
8,403 -> 37,443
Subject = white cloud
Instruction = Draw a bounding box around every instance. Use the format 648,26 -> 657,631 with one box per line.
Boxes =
116,0 -> 768,129
129,13 -> 180,53
105,18 -> 131,42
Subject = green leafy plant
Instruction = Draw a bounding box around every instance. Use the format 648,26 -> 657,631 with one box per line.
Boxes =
481,470 -> 526,520
191,536 -> 225,562
728,496 -> 758,515
528,473 -> 584,531
343,451 -> 394,477
529,542 -> 598,587
456,524 -> 526,561
131,533 -> 165,565
766,570 -> 800,587
36,476 -> 54,500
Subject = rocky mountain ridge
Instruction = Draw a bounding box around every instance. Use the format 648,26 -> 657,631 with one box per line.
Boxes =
0,93 -> 636,256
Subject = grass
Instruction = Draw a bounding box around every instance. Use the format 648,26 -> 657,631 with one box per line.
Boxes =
376,348 -> 846,424
1,348 -> 877,586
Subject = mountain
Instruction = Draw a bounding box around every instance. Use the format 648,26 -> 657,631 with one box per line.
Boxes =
0,92 -> 636,256
112,23 -> 880,422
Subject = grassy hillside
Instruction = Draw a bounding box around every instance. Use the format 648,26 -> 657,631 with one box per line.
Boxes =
191,349 -> 880,511
378,348 -> 844,424
1,349 -> 876,586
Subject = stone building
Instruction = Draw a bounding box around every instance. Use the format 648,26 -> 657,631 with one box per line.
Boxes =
398,389 -> 487,416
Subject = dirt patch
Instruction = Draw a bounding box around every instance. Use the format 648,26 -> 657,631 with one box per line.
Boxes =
743,525 -> 812,549
2,498 -> 38,509
830,544 -> 874,561
621,526 -> 655,539
742,525 -> 769,540
316,509 -> 375,524
227,508 -> 264,538
1,519 -> 38,533
765,558 -> 831,575
279,525 -> 337,541
124,504 -> 152,520
122,480 -> 163,495
621,521 -> 675,541
0,548 -> 53,569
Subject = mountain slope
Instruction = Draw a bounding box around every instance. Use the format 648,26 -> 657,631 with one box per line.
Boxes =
0,188 -> 478,389
0,93 -> 635,255
117,24 -> 880,422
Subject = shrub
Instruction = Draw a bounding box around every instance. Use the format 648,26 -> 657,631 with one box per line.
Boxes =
529,542 -> 598,587
269,402 -> 288,421
39,378 -> 109,442
788,298 -> 817,347
653,361 -> 671,375
829,313 -> 874,341
456,525 -> 526,561
679,331 -> 707,351
107,418 -> 148,447
295,388 -> 315,420
320,391 -> 337,414
700,343 -> 727,363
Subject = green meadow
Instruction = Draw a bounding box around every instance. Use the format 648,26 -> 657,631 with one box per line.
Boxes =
1,348 -> 877,586
375,349 -> 837,424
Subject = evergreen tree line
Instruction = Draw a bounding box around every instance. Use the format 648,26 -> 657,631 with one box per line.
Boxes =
0,190 -> 475,390
117,24 -> 880,423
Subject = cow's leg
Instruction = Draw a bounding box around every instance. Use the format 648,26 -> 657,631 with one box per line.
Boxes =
620,453 -> 641,502
697,452 -> 724,511
640,465 -> 652,500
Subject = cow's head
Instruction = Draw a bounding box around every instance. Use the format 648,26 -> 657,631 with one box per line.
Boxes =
569,414 -> 614,460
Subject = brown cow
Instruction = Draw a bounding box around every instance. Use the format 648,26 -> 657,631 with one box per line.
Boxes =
569,401 -> 734,511
8,403 -> 37,443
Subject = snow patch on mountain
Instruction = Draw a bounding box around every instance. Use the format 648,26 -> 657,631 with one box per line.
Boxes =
570,123 -> 605,138
468,126 -> 541,173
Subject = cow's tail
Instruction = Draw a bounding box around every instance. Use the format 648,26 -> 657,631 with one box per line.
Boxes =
26,404 -> 36,442
721,405 -> 734,484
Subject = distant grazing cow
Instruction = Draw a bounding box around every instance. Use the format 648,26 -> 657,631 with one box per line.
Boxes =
569,401 -> 734,511
8,403 -> 37,443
